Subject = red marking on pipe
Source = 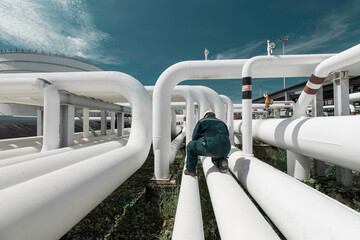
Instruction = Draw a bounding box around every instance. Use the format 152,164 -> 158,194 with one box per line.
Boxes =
304,85 -> 318,94
284,103 -> 290,105
309,74 -> 326,84
351,112 -> 356,115
242,85 -> 252,91
254,109 -> 257,111
183,117 -> 186,121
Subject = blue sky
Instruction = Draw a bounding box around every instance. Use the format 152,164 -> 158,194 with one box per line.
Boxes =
0,0 -> 359,103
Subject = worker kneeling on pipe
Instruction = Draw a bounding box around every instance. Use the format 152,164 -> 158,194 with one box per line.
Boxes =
185,110 -> 231,176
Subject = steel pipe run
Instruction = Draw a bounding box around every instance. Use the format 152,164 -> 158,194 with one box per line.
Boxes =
172,164 -> 204,240
0,71 -> 152,240
241,54 -> 333,156
201,154 -> 280,240
294,44 -> 360,117
0,78 -> 60,151
234,116 -> 360,172
0,131 -> 129,168
228,147 -> 360,239
220,95 -> 234,145
0,138 -> 129,190
197,86 -> 226,122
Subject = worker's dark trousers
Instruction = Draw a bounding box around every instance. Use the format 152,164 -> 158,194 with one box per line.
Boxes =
186,140 -> 222,173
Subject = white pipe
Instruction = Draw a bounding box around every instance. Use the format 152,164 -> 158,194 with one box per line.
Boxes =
0,138 -> 129,190
241,54 -> 333,156
295,44 -> 360,117
228,147 -> 360,239
0,78 -> 61,151
153,60 -> 247,179
220,95 -> 234,145
233,103 -> 293,109
170,130 -> 186,164
0,71 -> 152,240
0,131 -> 129,167
197,86 -> 226,121
83,108 -> 89,138
172,165 -> 204,240
201,154 -> 280,239
234,116 -> 360,171
350,92 -> 360,103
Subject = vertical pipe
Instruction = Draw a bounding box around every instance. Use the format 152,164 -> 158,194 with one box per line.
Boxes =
101,110 -> 107,136
111,112 -> 116,133
311,87 -> 326,177
36,107 -> 43,136
333,71 -> 352,186
40,80 -> 60,151
117,112 -> 124,137
220,95 -> 234,145
286,151 -> 310,180
60,105 -> 75,147
83,108 -> 89,138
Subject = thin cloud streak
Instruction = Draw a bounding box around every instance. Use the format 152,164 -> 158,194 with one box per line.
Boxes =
280,1 -> 360,54
213,40 -> 265,59
0,0 -> 119,65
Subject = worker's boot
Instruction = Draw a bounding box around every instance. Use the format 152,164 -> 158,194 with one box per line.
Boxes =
184,169 -> 198,177
219,158 -> 229,173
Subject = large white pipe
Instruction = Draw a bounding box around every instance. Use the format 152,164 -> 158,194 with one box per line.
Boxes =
233,103 -> 293,109
153,60 -> 247,179
0,78 -> 60,151
170,130 -> 186,164
0,131 -> 129,168
172,165 -> 204,240
197,86 -> 226,121
234,116 -> 360,171
220,95 -> 234,145
201,154 -> 280,239
350,92 -> 360,103
241,54 -> 333,156
0,71 -> 152,240
228,147 -> 360,239
295,44 -> 360,117
154,55 -> 334,179
0,138 -> 129,190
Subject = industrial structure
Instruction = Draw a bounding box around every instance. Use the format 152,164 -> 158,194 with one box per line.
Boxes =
0,43 -> 360,240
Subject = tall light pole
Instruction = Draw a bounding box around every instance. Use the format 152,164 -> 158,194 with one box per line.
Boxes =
278,35 -> 290,89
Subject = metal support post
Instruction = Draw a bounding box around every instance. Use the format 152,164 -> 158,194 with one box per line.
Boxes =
83,108 -> 89,138
311,86 -> 326,177
117,112 -> 124,137
111,112 -> 116,133
287,151 -> 310,180
333,71 -> 352,186
36,107 -> 43,136
101,110 -> 107,136
60,105 -> 75,147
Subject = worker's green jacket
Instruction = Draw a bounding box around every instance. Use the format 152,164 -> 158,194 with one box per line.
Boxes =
192,114 -> 231,157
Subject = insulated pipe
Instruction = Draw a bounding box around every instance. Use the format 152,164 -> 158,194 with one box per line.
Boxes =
170,130 -> 186,164
233,103 -> 293,109
0,78 -> 60,151
234,116 -> 360,171
350,92 -> 360,103
0,131 -> 129,167
241,54 -> 333,156
220,95 -> 234,145
172,165 -> 204,240
294,44 -> 360,117
0,72 -> 152,240
153,60 -> 247,179
201,155 -> 280,239
0,138 -> 128,190
197,86 -> 226,121
228,147 -> 360,239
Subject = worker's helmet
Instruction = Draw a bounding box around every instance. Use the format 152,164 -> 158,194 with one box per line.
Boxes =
203,110 -> 215,118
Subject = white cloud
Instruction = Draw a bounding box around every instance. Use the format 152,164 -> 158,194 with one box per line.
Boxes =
0,0 -> 115,64
278,1 -> 360,54
213,40 -> 265,59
